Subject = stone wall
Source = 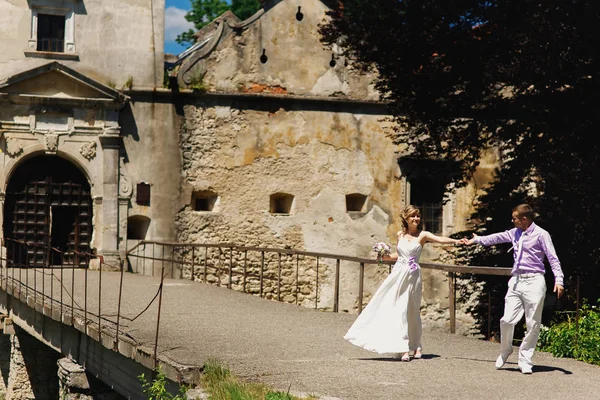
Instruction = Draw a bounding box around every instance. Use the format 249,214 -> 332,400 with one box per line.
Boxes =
171,0 -> 501,332
4,327 -> 60,399
175,97 -> 402,312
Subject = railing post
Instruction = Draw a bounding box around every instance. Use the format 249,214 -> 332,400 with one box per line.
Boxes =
191,247 -> 195,281
448,271 -> 456,334
260,251 -> 264,298
171,245 -> 176,279
295,254 -> 299,305
333,259 -> 340,313
229,247 -> 233,289
204,246 -> 208,282
277,252 -> 282,302
243,250 -> 247,293
358,262 -> 364,314
487,287 -> 492,340
575,275 -> 580,351
115,259 -> 125,351
315,257 -> 319,309
84,258 -> 88,333
98,254 -> 102,345
154,261 -> 166,369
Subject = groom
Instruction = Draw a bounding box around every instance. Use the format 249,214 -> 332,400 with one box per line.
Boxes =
462,204 -> 564,374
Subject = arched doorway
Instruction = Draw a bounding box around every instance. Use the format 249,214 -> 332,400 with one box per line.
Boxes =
4,155 -> 93,267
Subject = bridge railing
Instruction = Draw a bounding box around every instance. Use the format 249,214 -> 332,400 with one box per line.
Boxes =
0,238 -> 168,369
126,240 -> 513,337
0,238 -> 176,368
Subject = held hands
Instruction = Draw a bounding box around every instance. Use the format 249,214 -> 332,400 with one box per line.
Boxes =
458,233 -> 479,246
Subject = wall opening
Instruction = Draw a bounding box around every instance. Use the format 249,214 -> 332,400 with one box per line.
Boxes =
136,182 -> 151,206
192,190 -> 218,212
399,157 -> 460,235
127,215 -> 151,240
346,193 -> 367,213
270,193 -> 294,214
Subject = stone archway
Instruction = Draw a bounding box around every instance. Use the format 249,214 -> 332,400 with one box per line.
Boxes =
4,155 -> 93,267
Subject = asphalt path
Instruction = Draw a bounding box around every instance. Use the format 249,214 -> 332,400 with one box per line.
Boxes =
10,269 -> 600,400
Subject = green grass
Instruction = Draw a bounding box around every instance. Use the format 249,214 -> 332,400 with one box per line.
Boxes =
202,358 -> 317,400
139,359 -> 318,400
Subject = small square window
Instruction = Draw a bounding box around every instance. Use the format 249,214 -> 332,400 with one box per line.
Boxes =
136,183 -> 151,206
37,14 -> 65,53
192,190 -> 218,212
346,193 -> 367,213
270,193 -> 294,214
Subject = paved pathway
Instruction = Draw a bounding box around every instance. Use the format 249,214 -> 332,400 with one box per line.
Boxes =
10,269 -> 600,399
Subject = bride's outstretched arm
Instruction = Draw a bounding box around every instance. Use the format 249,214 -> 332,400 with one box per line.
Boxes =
382,252 -> 399,261
422,231 -> 462,245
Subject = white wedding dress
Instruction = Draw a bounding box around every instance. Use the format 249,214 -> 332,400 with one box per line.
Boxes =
344,238 -> 423,354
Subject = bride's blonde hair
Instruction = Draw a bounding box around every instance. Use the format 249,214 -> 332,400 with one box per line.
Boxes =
400,205 -> 421,233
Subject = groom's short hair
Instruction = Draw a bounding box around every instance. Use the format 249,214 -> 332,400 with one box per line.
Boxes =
513,204 -> 534,220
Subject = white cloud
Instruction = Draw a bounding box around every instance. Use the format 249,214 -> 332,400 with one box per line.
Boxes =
165,6 -> 195,41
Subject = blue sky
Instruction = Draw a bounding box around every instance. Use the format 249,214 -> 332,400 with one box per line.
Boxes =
165,0 -> 194,55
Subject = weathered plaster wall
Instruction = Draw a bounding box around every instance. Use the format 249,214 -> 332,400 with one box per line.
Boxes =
0,0 -> 164,88
173,0 -> 501,329
121,99 -> 183,254
176,99 -> 401,310
188,0 -> 379,100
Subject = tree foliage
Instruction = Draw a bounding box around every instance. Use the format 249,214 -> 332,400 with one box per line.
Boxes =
177,0 -> 262,45
320,0 -> 600,328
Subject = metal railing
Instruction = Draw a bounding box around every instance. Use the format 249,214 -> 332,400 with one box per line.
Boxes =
0,238 -> 168,369
37,38 -> 64,53
0,237 -> 584,368
127,240 -> 516,337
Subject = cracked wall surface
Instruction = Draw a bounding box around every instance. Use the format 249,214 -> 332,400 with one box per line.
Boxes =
174,0 -> 500,328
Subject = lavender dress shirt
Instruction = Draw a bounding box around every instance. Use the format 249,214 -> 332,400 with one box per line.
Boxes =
474,222 -> 564,286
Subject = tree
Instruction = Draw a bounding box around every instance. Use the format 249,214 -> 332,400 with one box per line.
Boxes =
320,0 -> 600,333
176,0 -> 261,45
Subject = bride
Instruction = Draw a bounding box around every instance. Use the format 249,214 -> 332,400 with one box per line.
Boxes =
344,205 -> 463,361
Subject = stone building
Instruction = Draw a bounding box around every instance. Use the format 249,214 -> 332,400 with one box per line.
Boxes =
0,0 -> 175,268
0,0 -> 497,331
169,0 -> 498,327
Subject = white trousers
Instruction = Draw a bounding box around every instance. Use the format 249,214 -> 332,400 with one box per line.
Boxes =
500,274 -> 546,369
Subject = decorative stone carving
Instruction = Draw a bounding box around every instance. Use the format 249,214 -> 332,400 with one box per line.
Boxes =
5,138 -> 24,157
79,141 -> 97,160
119,171 -> 133,198
44,133 -> 59,154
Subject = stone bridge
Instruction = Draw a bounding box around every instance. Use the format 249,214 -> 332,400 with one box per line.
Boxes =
0,242 -> 597,399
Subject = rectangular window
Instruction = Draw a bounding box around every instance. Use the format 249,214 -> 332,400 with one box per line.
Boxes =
399,157 -> 458,236
37,14 -> 65,52
136,183 -> 151,206
410,181 -> 443,234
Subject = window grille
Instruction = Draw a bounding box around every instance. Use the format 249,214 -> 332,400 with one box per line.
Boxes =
37,14 -> 65,53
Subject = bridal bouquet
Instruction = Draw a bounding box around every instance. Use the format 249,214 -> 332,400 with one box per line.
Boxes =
373,242 -> 391,266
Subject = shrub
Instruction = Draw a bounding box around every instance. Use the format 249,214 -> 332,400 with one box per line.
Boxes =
139,367 -> 187,400
537,300 -> 600,366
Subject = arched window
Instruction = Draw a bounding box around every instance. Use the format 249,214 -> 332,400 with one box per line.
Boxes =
127,215 -> 151,240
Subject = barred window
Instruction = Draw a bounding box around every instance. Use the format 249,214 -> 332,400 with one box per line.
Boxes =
37,14 -> 65,52
399,157 -> 458,235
